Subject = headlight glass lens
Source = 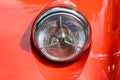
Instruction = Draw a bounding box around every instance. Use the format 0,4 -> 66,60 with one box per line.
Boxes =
32,7 -> 90,62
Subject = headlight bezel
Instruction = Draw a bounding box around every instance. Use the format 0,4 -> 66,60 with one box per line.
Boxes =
32,7 -> 91,62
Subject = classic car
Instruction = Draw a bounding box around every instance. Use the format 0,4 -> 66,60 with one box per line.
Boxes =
0,0 -> 120,80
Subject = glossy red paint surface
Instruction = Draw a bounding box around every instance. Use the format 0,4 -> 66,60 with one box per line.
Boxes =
0,0 -> 120,80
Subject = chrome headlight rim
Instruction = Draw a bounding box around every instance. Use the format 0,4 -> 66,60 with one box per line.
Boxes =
32,7 -> 91,62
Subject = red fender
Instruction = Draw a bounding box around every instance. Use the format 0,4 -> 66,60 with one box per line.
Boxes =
0,0 -> 120,80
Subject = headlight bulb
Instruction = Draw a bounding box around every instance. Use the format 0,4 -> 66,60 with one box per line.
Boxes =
32,7 -> 90,62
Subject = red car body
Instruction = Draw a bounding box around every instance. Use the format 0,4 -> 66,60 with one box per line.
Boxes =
0,0 -> 120,80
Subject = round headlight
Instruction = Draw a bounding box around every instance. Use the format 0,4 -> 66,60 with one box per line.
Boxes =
32,7 -> 90,62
